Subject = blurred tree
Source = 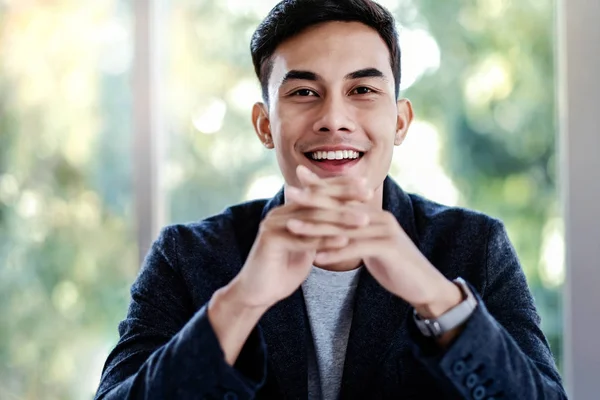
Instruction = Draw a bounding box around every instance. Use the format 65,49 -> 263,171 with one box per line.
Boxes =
405,0 -> 562,364
0,2 -> 137,399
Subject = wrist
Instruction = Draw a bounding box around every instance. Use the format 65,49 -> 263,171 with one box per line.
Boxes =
209,282 -> 269,322
207,283 -> 268,366
414,280 -> 464,319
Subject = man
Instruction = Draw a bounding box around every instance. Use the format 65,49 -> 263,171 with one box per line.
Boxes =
95,0 -> 567,399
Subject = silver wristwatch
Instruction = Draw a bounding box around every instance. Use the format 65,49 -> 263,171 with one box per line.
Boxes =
413,277 -> 477,337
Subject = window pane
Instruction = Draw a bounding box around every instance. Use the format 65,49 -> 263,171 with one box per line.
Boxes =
165,0 -> 562,369
0,1 -> 135,398
392,0 -> 563,369
164,1 -> 281,224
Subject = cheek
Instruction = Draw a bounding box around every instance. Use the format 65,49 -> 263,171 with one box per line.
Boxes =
358,105 -> 398,144
271,106 -> 305,170
272,105 -> 311,146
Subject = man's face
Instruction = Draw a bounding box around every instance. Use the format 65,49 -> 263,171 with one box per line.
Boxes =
252,21 -> 413,195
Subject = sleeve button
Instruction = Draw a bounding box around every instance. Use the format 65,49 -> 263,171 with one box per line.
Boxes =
452,360 -> 467,376
472,385 -> 486,400
224,392 -> 238,400
465,372 -> 479,389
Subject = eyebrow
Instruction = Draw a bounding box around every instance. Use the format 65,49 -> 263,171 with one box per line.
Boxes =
346,68 -> 387,81
279,68 -> 388,86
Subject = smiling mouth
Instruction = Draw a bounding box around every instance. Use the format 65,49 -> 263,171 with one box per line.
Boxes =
304,150 -> 365,162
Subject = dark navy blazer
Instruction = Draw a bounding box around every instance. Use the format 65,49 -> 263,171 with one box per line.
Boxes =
95,177 -> 567,399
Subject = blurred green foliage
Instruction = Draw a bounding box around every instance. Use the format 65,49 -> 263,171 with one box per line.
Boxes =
0,0 -> 562,399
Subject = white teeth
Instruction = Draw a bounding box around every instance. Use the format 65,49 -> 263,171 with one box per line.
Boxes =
309,150 -> 360,160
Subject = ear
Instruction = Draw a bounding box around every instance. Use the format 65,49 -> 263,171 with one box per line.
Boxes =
252,102 -> 274,149
394,99 -> 414,146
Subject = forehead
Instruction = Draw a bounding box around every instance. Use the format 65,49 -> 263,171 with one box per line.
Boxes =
269,21 -> 394,85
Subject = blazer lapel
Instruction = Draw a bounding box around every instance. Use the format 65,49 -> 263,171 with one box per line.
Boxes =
228,189 -> 305,399
234,189 -> 307,399
259,289 -> 308,400
339,270 -> 410,399
339,177 -> 420,398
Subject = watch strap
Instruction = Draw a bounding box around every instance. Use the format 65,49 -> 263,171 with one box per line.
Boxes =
413,277 -> 478,337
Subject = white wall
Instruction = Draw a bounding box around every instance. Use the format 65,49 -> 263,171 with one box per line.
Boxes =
560,0 -> 600,398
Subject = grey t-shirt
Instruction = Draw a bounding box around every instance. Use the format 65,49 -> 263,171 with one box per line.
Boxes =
302,265 -> 362,400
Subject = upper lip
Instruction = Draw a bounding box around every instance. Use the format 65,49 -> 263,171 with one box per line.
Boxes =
304,146 -> 364,153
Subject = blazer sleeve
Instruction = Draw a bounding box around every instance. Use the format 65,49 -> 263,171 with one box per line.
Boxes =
409,219 -> 568,399
94,227 -> 267,400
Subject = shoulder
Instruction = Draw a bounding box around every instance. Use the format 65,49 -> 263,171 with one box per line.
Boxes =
404,193 -> 510,291
146,198 -> 270,306
407,193 -> 500,241
162,198 -> 269,247
153,198 -> 269,300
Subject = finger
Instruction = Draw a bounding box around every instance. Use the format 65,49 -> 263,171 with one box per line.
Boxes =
286,186 -> 345,210
315,239 -> 383,265
286,219 -> 383,237
296,165 -> 323,186
287,219 -> 346,236
320,235 -> 350,249
293,207 -> 369,227
297,166 -> 370,198
278,229 -> 349,252
270,206 -> 368,229
287,184 -> 372,208
275,229 -> 321,250
309,183 -> 373,202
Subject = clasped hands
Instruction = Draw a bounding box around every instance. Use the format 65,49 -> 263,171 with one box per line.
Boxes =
234,165 -> 462,319
287,166 -> 462,316
211,166 -> 465,365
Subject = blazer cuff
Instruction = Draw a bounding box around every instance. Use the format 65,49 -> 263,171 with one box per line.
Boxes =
191,305 -> 268,398
407,283 -> 505,399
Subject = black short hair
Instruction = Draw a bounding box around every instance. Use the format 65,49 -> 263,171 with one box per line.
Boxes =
250,0 -> 401,105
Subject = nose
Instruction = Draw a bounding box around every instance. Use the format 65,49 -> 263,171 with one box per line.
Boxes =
312,94 -> 356,134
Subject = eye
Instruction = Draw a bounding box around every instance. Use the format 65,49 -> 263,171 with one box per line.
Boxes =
351,86 -> 374,95
291,88 -> 318,97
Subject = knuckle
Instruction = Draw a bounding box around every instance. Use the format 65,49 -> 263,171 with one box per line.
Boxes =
345,177 -> 365,189
383,211 -> 396,223
348,177 -> 364,187
310,209 -> 328,221
338,210 -> 353,222
259,215 -> 281,233
257,222 -> 272,236
296,237 -> 317,249
309,189 -> 328,202
265,206 -> 281,218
